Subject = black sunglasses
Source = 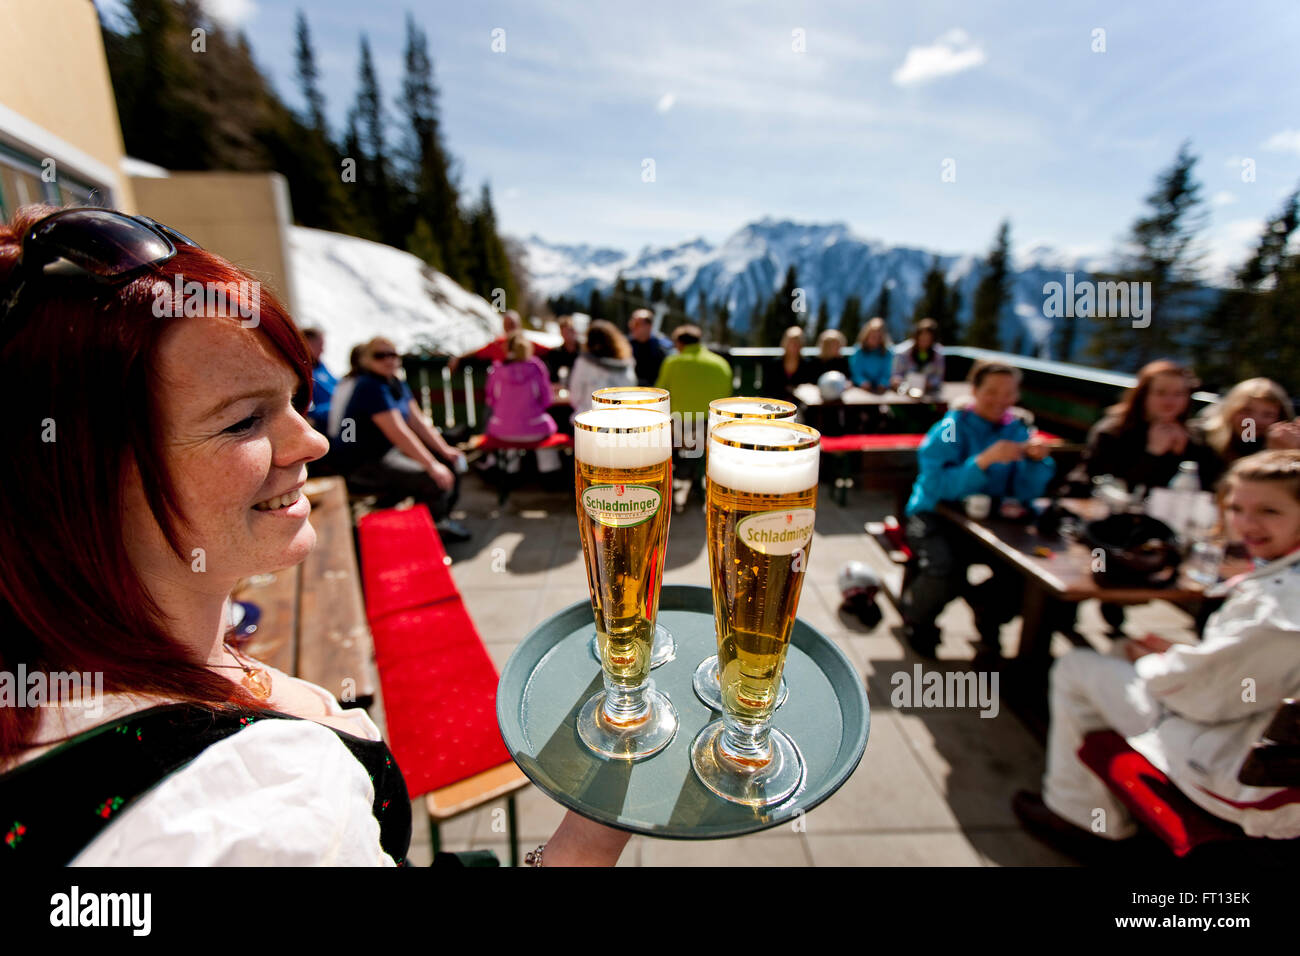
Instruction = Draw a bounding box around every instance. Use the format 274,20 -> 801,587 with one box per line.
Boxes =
0,207 -> 201,347
371,351 -> 401,360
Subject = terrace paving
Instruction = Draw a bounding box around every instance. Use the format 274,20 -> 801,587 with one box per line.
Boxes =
374,473 -> 1199,867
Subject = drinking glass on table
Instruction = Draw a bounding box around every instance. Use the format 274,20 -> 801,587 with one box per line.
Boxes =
692,397 -> 798,712
586,387 -> 676,668
691,420 -> 819,806
573,407 -> 677,760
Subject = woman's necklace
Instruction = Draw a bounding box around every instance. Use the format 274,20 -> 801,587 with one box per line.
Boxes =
213,641 -> 273,700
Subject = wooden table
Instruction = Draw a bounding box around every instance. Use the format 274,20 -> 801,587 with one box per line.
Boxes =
233,476 -> 377,708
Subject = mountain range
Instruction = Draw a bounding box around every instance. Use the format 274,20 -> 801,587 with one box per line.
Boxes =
520,218 -> 1106,358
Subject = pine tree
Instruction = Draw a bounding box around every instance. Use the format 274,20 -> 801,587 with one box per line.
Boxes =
588,289 -> 606,320
295,10 -> 327,136
760,266 -> 802,346
397,16 -> 466,280
910,257 -> 961,345
871,281 -> 892,337
969,220 -> 1010,350
839,295 -> 863,345
813,300 -> 830,339
1087,142 -> 1207,370
354,34 -> 400,247
464,184 -> 518,307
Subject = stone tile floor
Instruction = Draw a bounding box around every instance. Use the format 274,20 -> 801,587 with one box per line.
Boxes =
374,472 -> 1199,867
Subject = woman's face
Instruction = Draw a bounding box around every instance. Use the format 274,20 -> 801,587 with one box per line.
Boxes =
1144,373 -> 1189,424
784,335 -> 803,356
122,318 -> 328,593
1226,480 -> 1300,562
916,329 -> 935,350
864,328 -> 883,350
971,372 -> 1019,422
364,341 -> 402,376
1233,398 -> 1283,439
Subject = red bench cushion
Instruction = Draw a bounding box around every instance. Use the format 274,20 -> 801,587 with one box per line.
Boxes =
819,430 -> 1063,455
477,432 -> 574,452
357,506 -> 459,621
1078,730 -> 1242,856
370,600 -> 511,796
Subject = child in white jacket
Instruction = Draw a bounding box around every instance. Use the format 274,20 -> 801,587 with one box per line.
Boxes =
1016,449 -> 1300,847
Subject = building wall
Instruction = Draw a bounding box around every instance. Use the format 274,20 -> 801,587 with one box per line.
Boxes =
0,0 -> 136,214
131,172 -> 299,315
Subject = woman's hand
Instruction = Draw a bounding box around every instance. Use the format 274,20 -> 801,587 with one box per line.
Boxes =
1024,437 -> 1050,462
426,460 -> 454,492
1146,422 -> 1188,456
540,811 -> 632,867
977,440 -> 1025,469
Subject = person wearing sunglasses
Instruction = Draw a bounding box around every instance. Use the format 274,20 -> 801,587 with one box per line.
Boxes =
329,336 -> 472,543
0,205 -> 627,866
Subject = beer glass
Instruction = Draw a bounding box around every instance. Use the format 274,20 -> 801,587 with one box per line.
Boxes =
573,407 -> 678,760
587,386 -> 676,667
691,420 -> 819,805
693,398 -> 798,711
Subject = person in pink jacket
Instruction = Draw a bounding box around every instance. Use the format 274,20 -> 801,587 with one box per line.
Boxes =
485,332 -> 557,443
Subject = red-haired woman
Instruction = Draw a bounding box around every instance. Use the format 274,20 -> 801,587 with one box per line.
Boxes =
0,206 -> 627,867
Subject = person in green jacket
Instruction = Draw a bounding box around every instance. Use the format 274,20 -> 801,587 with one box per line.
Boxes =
655,325 -> 732,499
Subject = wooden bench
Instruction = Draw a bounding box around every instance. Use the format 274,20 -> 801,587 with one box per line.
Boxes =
233,476 -> 377,708
356,504 -> 529,866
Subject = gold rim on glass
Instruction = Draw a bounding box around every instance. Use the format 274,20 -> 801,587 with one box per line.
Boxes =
709,419 -> 820,451
708,397 -> 797,421
591,386 -> 671,406
573,408 -> 672,434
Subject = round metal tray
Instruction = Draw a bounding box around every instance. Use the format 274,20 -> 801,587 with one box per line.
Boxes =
497,584 -> 870,839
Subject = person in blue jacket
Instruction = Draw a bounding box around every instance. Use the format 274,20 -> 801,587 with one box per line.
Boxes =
303,327 -> 337,431
849,317 -> 893,392
901,360 -> 1055,658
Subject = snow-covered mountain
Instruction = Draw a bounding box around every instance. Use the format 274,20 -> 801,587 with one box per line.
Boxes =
521,219 -> 1101,356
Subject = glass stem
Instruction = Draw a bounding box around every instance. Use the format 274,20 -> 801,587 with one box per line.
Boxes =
601,673 -> 651,724
718,711 -> 773,767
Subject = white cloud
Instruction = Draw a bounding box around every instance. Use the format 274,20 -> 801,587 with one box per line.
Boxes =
892,28 -> 986,87
656,92 -> 676,113
1211,190 -> 1237,206
200,0 -> 257,28
1262,129 -> 1300,156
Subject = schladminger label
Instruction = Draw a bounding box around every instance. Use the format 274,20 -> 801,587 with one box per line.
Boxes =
581,484 -> 662,527
736,508 -> 815,555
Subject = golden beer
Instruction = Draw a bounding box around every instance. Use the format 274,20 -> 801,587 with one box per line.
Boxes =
706,422 -> 819,723
573,407 -> 678,760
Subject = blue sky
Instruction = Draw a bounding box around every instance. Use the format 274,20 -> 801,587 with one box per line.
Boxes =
104,0 -> 1300,276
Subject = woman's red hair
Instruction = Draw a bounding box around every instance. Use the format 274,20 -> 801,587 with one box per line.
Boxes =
0,205 -> 312,765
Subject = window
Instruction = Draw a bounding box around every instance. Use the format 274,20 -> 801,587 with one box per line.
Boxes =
0,143 -> 107,219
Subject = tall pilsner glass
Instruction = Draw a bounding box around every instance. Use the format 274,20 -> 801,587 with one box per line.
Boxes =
587,387 -> 677,667
693,397 -> 798,711
691,420 -> 819,805
573,407 -> 678,760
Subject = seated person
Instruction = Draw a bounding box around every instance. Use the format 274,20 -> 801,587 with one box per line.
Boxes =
628,308 -> 673,386
543,315 -> 582,383
809,328 -> 851,381
1192,377 -> 1296,471
302,326 -> 336,431
0,204 -> 626,866
900,360 -> 1055,658
763,326 -> 818,400
567,320 -> 637,416
486,332 -> 558,443
1014,450 -> 1300,851
332,337 -> 471,543
448,309 -> 549,371
892,317 -> 945,395
657,324 -> 733,488
1079,359 -> 1219,492
849,317 -> 893,392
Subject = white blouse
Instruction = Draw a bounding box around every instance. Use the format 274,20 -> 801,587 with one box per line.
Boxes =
16,668 -> 399,866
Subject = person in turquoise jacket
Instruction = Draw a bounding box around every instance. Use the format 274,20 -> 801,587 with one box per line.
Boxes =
848,317 -> 893,392
901,361 -> 1055,658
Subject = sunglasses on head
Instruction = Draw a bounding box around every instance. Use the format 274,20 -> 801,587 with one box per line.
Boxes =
0,207 -> 201,349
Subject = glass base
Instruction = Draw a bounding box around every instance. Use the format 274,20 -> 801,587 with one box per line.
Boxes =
690,720 -> 805,807
577,685 -> 678,761
691,655 -> 789,712
590,624 -> 676,669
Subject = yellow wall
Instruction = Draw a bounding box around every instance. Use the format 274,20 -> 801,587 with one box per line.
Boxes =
132,172 -> 298,314
0,0 -> 136,211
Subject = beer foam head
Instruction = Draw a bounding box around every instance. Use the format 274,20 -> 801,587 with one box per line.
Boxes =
708,421 -> 820,494
574,407 -> 672,467
591,386 -> 671,415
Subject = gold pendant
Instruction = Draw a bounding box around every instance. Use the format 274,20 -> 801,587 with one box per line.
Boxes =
242,668 -> 272,700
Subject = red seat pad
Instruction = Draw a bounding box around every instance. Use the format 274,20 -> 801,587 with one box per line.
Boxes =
1078,731 -> 1242,856
819,434 -> 924,454
358,506 -> 459,622
478,432 -> 574,452
370,600 -> 511,796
